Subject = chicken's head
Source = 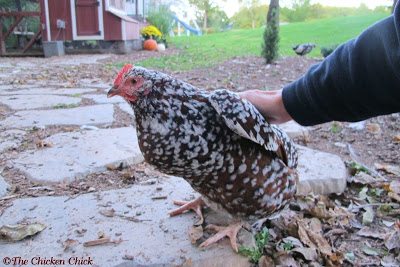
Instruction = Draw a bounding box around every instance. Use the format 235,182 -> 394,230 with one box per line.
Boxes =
107,64 -> 152,102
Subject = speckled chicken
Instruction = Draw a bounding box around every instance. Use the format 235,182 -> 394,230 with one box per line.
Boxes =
108,64 -> 298,251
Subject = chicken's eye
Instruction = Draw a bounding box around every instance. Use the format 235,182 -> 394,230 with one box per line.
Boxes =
131,79 -> 137,85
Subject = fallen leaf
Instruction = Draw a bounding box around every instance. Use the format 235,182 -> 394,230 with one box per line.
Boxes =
347,172 -> 382,185
326,207 -> 354,227
375,163 -> 400,176
308,201 -> 332,220
258,255 -> 275,267
389,181 -> 400,194
281,236 -> 303,248
388,192 -> 400,203
297,220 -> 315,249
275,253 -> 299,267
295,195 -> 353,224
36,140 -> 53,148
362,207 -> 374,225
387,181 -> 400,202
362,245 -> 380,256
381,255 -> 400,267
269,210 -> 299,237
382,220 -> 395,227
324,228 -> 348,238
356,227 -> 387,240
0,223 -> 46,242
99,208 -> 115,217
393,134 -> 400,143
366,123 -> 381,134
188,225 -> 203,244
297,218 -> 332,257
63,238 -> 78,251
359,187 -> 369,201
87,187 -> 96,193
344,252 -> 355,264
385,230 -> 400,250
327,252 -> 344,266
292,247 -> 318,261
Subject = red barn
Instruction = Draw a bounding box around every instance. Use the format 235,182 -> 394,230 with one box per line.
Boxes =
0,0 -> 148,56
40,0 -> 148,54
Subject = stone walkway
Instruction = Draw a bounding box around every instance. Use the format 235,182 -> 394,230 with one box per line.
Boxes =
0,55 -> 347,266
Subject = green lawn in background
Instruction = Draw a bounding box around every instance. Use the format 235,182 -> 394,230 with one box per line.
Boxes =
132,13 -> 388,71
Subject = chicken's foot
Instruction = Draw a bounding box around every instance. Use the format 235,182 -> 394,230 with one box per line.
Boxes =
169,197 -> 205,225
199,222 -> 243,252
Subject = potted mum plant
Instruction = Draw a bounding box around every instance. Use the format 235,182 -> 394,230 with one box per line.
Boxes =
140,25 -> 164,51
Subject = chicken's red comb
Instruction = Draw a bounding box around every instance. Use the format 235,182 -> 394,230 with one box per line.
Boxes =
114,64 -> 133,86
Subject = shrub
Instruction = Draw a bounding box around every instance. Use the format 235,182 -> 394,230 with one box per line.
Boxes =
321,44 -> 339,58
262,1 -> 280,64
146,4 -> 173,37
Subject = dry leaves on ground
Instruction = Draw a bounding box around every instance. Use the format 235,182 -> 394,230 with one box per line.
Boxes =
0,223 -> 46,242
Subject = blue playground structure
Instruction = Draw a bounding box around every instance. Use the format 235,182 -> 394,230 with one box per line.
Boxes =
171,15 -> 202,36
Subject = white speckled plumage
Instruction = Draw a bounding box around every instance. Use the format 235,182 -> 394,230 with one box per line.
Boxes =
119,66 -> 298,221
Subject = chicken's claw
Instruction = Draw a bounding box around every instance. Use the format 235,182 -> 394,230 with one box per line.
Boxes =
169,197 -> 205,225
199,222 -> 243,252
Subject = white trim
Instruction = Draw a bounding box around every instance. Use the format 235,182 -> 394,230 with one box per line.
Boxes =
121,19 -> 126,40
105,0 -> 126,14
70,0 -> 104,40
44,0 -> 51,41
107,6 -> 126,16
107,8 -> 137,23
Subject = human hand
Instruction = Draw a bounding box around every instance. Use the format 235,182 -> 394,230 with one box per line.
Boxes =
238,89 -> 293,124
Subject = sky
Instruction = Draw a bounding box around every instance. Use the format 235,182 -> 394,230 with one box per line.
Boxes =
216,0 -> 393,17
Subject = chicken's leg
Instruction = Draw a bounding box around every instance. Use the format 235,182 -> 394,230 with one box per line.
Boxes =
169,197 -> 205,225
199,222 -> 243,252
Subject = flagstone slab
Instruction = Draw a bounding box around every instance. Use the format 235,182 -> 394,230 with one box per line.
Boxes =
0,129 -> 26,153
280,121 -> 310,139
296,145 -> 347,196
0,176 -> 251,266
0,104 -> 114,128
0,88 -> 96,96
13,127 -> 143,183
0,94 -> 81,110
0,175 -> 9,197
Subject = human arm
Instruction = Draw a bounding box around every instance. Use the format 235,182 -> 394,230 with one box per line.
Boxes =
241,5 -> 400,126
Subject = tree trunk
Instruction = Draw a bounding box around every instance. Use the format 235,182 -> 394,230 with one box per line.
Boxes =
393,0 -> 398,13
250,9 -> 255,28
203,11 -> 208,30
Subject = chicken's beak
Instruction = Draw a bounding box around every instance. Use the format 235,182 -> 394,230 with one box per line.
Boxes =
107,86 -> 120,98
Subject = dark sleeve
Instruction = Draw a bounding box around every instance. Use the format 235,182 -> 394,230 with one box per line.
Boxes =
282,4 -> 400,126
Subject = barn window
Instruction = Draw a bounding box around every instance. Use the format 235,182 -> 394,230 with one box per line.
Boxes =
125,0 -> 136,16
106,0 -> 126,13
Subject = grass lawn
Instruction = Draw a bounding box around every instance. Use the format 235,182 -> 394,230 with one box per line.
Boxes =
135,13 -> 389,71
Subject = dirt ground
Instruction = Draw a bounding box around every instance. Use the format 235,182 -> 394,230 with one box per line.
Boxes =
0,50 -> 399,266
